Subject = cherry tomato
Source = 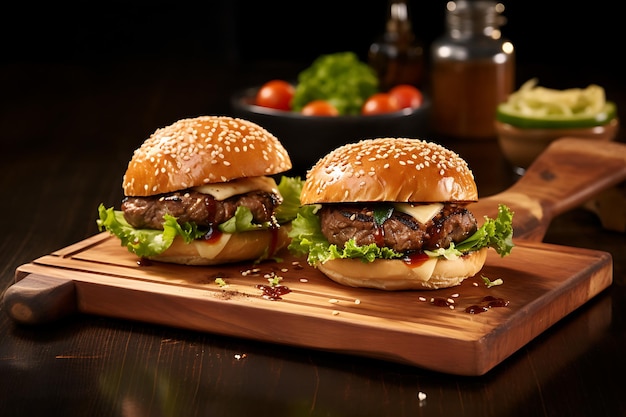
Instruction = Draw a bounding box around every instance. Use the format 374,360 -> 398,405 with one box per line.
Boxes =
361,93 -> 401,115
255,80 -> 295,111
301,100 -> 339,116
388,84 -> 423,110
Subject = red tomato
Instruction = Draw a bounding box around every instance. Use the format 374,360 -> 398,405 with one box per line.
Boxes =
361,93 -> 401,115
388,84 -> 423,110
301,100 -> 339,116
255,80 -> 295,111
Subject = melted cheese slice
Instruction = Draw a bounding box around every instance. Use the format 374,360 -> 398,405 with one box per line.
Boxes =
193,233 -> 232,259
394,202 -> 444,224
193,176 -> 279,201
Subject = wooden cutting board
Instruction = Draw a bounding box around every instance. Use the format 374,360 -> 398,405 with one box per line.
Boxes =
3,138 -> 625,376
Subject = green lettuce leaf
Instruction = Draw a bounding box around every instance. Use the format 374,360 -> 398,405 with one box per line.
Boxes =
218,206 -> 265,233
454,204 -> 515,257
97,204 -> 205,258
274,175 -> 304,224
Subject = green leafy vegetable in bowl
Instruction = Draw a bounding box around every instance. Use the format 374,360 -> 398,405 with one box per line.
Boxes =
496,78 -> 617,129
291,52 -> 379,115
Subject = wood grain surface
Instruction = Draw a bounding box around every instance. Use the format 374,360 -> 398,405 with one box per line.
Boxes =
472,137 -> 626,240
7,232 -> 613,376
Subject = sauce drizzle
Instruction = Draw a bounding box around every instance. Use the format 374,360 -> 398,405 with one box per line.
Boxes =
256,284 -> 291,301
404,252 -> 429,268
137,258 -> 153,267
465,295 -> 510,314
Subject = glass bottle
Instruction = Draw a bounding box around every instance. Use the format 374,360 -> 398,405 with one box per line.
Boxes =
431,1 -> 515,139
368,0 -> 424,91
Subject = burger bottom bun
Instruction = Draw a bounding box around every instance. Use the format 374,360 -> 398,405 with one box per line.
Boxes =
316,248 -> 488,290
147,227 -> 290,266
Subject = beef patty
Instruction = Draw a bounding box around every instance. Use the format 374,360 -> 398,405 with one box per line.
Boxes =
318,203 -> 477,253
122,190 -> 282,230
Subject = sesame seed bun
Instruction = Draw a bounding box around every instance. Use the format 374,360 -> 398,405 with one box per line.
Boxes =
115,116 -> 292,266
123,116 -> 292,197
300,138 -> 477,205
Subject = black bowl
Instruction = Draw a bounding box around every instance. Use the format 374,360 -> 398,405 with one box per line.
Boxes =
230,87 -> 432,176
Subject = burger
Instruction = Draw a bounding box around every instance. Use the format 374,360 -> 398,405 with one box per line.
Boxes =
288,137 -> 514,290
97,115 -> 302,265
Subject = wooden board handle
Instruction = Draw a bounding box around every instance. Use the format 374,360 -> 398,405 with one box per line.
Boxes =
473,137 -> 626,241
2,274 -> 76,325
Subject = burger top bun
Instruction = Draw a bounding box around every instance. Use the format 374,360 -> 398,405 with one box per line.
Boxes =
123,116 -> 292,197
300,138 -> 477,205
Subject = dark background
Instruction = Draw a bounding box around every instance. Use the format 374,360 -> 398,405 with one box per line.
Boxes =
0,0 -> 625,72
2,1 -> 621,73
1,0 -> 623,148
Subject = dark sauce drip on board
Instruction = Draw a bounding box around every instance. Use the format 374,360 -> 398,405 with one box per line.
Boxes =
256,284 -> 291,300
465,295 -> 510,314
427,294 -> 509,314
430,297 -> 453,307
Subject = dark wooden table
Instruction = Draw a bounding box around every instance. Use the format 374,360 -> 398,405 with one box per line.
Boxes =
1,57 -> 624,416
